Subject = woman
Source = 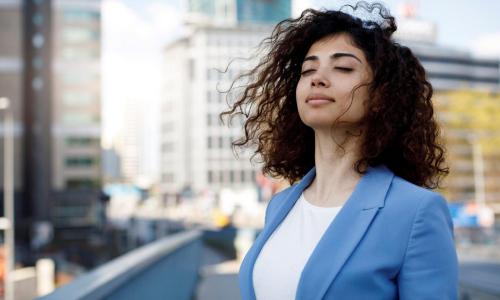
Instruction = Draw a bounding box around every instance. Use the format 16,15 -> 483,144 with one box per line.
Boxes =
221,2 -> 458,299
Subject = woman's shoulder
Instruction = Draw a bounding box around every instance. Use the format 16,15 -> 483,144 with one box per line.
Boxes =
386,173 -> 449,215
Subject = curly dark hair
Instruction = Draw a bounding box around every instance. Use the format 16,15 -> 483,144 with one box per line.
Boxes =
220,1 -> 448,189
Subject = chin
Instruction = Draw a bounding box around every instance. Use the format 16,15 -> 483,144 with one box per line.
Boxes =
301,117 -> 337,130
301,115 -> 364,131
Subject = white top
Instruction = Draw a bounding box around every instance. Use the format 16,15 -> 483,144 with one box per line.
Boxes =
253,192 -> 343,300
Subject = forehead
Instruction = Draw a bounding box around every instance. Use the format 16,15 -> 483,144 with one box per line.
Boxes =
305,33 -> 366,62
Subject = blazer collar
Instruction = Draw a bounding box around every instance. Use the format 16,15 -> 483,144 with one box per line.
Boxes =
242,164 -> 394,300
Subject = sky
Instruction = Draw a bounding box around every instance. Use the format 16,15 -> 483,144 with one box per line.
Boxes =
312,0 -> 500,56
101,0 -> 500,181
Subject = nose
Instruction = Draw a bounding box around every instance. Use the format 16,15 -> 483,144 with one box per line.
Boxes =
311,71 -> 330,88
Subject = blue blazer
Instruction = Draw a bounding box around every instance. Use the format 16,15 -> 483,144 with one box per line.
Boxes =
239,164 -> 458,300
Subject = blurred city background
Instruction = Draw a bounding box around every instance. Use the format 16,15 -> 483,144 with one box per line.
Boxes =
0,0 -> 499,299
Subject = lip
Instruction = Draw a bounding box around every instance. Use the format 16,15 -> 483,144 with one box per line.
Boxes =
306,93 -> 335,104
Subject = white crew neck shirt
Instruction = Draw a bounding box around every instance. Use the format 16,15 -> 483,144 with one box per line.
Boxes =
252,192 -> 343,300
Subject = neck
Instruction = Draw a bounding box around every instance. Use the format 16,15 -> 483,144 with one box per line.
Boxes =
307,126 -> 365,206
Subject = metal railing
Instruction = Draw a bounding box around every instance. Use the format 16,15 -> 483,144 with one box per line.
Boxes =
38,230 -> 203,300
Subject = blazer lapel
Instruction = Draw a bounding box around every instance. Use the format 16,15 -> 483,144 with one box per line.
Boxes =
240,167 -> 317,300
295,165 -> 394,300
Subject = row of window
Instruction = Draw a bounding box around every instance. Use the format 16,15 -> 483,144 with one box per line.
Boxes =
62,92 -> 96,105
60,47 -> 99,61
206,34 -> 264,48
60,71 -> 99,85
160,169 -> 258,185
65,178 -> 99,189
65,137 -> 96,146
65,156 -> 96,167
161,134 -> 243,152
207,169 -> 257,184
61,28 -> 100,44
207,135 -> 236,149
62,10 -> 100,23
61,113 -> 99,125
207,113 -> 245,127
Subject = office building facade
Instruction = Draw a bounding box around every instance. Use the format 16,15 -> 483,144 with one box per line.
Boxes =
0,0 -> 103,254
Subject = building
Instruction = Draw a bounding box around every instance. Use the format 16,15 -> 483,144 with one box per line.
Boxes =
0,0 -> 103,258
396,11 -> 500,218
51,0 -> 103,244
186,0 -> 290,26
113,95 -> 145,184
160,0 -> 291,199
0,0 -> 24,201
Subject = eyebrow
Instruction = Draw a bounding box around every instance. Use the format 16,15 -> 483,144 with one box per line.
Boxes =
303,52 -> 362,63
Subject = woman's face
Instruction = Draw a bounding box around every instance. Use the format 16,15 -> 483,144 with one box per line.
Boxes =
296,33 -> 373,131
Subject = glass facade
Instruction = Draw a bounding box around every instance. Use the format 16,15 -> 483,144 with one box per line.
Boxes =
188,0 -> 291,24
236,0 -> 291,24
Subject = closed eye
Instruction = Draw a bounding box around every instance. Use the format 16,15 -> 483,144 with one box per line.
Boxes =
301,69 -> 315,76
335,67 -> 353,72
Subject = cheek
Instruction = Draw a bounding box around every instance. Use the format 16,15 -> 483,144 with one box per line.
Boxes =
295,79 -> 307,101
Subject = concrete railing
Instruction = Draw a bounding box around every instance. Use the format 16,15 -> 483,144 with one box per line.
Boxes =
38,230 -> 203,300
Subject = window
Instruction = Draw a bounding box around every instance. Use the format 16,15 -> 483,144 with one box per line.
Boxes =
62,113 -> 98,124
62,28 -> 99,43
208,170 -> 213,183
162,142 -> 174,152
207,114 -> 212,126
63,10 -> 100,22
65,137 -> 94,146
32,13 -> 43,26
61,71 -> 96,85
65,156 -> 95,167
61,47 -> 99,60
62,92 -> 94,105
66,178 -> 98,189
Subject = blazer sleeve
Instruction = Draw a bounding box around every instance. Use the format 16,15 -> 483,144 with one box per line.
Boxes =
397,193 -> 459,300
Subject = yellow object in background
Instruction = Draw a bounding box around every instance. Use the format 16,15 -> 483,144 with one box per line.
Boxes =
213,209 -> 230,228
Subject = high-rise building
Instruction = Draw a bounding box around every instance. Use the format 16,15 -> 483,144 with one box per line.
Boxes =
0,0 -> 103,256
0,0 -> 23,196
161,25 -> 270,196
186,0 -> 291,26
236,0 -> 291,24
114,95 -> 145,184
161,0 -> 292,199
50,0 -> 103,242
52,0 -> 101,192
